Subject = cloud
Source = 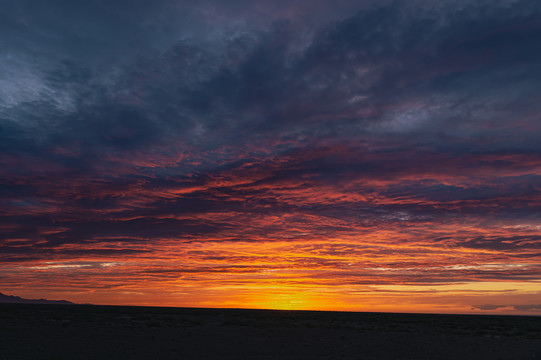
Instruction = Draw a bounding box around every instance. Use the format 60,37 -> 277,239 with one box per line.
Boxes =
472,304 -> 508,310
473,304 -> 541,311
512,304 -> 541,311
1,0 -> 541,306
454,235 -> 541,251
4,0 -> 541,161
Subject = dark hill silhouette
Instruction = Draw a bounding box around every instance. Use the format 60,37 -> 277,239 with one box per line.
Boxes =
0,292 -> 73,305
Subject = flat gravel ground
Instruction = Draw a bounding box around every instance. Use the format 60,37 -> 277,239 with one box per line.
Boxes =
1,304 -> 540,360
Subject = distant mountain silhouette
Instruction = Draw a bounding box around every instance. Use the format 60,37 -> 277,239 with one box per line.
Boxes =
0,292 -> 73,305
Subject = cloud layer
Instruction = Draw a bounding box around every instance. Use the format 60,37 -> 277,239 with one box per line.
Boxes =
1,0 -> 541,313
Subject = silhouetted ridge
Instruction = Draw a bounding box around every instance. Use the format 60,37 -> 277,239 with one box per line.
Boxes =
0,292 -> 73,305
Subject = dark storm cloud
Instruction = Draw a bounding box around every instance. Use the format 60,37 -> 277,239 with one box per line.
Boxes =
1,0 -> 541,282
3,0 -> 541,160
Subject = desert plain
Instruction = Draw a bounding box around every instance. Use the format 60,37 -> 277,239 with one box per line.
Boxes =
0,304 -> 540,359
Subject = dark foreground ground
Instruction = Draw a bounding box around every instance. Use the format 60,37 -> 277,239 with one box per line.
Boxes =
1,304 -> 540,360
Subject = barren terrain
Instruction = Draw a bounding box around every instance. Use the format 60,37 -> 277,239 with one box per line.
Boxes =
1,304 -> 540,359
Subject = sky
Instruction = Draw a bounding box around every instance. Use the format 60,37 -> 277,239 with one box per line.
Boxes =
1,0 -> 541,315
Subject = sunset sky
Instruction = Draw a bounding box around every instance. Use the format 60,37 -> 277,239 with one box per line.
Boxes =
1,0 -> 541,315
